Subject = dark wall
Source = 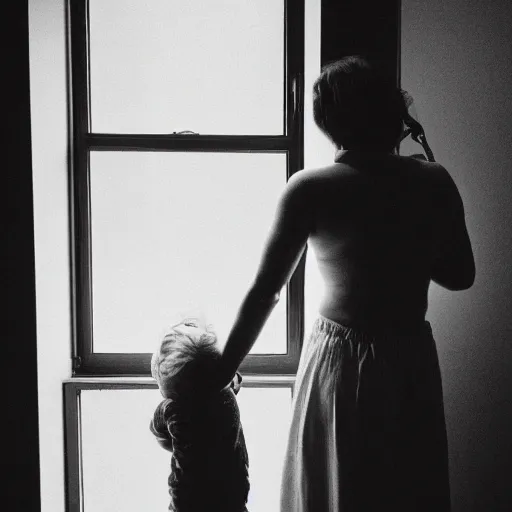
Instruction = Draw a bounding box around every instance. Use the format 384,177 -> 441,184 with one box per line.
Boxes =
402,1 -> 512,510
5,1 -> 41,510
321,0 -> 401,83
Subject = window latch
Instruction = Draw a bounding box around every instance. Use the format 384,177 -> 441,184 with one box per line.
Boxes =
72,356 -> 82,371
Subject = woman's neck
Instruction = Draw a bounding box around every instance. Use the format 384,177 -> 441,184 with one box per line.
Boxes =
334,147 -> 396,163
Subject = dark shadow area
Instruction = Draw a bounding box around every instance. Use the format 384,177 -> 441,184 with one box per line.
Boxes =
5,1 -> 41,510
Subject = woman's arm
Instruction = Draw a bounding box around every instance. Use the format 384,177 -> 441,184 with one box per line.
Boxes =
431,165 -> 475,290
216,170 -> 314,388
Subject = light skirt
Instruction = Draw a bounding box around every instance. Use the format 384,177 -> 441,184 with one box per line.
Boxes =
280,316 -> 451,512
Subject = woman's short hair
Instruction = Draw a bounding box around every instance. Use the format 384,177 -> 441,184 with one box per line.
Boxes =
313,56 -> 407,151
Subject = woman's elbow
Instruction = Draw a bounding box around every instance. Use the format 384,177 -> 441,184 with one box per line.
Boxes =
459,257 -> 476,290
248,282 -> 281,305
433,263 -> 475,291
445,274 -> 475,291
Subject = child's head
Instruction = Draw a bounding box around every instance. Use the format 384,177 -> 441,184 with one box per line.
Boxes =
151,318 -> 220,399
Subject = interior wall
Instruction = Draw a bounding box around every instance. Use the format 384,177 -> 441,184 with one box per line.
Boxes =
29,0 -> 71,511
401,1 -> 512,510
29,0 -> 512,510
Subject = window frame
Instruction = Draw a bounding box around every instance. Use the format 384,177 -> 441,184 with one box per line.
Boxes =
68,0 -> 305,376
63,377 -> 295,512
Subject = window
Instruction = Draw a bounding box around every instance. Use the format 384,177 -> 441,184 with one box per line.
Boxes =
69,0 -> 305,376
64,377 -> 294,512
66,0 -> 304,510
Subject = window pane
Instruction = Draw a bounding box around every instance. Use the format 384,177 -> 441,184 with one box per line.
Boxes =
80,386 -> 293,512
89,0 -> 284,135
90,152 -> 286,354
237,387 -> 293,511
81,389 -> 170,512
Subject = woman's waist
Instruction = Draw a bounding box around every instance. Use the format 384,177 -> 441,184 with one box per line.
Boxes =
319,293 -> 429,337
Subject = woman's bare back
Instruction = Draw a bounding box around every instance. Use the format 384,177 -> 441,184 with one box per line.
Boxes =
306,152 -> 474,333
218,152 -> 474,382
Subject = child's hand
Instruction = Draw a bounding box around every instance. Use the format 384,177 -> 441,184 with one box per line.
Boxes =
230,372 -> 243,395
155,434 -> 174,453
150,399 -> 174,452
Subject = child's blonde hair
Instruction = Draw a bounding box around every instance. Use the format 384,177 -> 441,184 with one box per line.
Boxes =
151,325 -> 220,398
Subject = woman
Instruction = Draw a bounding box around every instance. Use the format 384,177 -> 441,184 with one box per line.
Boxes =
216,56 -> 475,511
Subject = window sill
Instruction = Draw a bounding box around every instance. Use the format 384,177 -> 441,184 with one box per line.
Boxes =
63,373 -> 295,389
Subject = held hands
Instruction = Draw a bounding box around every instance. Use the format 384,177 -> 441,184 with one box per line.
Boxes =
210,357 -> 242,394
230,371 -> 243,395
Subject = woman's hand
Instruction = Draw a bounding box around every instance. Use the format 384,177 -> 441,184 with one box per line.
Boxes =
210,357 -> 237,393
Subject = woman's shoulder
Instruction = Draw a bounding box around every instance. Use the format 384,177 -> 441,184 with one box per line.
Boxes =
393,154 -> 447,175
291,164 -> 352,186
394,156 -> 459,193
294,156 -> 453,189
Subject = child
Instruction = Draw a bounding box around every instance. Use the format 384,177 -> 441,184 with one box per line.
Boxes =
150,317 -> 250,512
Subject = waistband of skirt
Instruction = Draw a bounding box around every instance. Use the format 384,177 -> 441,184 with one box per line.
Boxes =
313,314 -> 432,344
